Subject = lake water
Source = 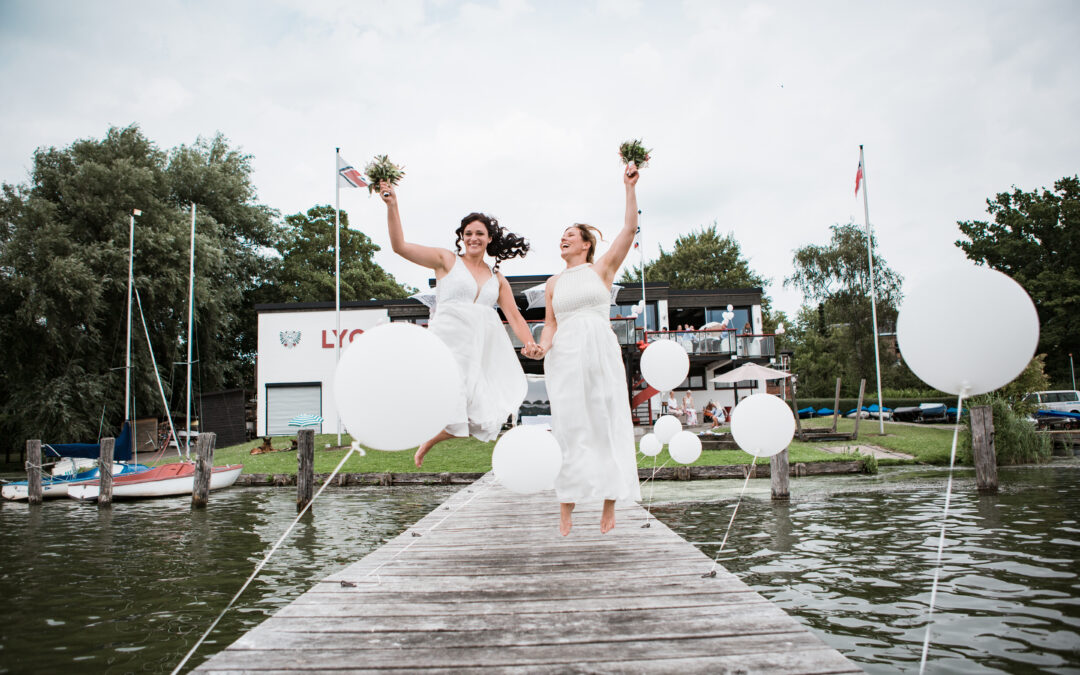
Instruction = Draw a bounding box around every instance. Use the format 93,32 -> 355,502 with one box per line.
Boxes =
1,464 -> 1078,673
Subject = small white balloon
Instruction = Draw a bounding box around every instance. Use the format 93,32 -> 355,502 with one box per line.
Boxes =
731,394 -> 795,458
668,431 -> 702,464
776,323 -> 785,334
653,414 -> 682,444
726,304 -> 733,312
334,323 -> 463,451
639,433 -> 662,457
897,265 -> 1039,396
491,426 -> 563,494
641,340 -> 690,391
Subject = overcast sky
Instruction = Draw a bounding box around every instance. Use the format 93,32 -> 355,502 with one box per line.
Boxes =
2,0 -> 1077,320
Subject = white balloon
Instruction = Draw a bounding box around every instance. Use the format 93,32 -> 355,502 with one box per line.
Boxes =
897,265 -> 1039,396
668,431 -> 702,464
333,323 -> 463,451
731,394 -> 795,458
653,414 -> 682,444
639,433 -> 662,457
726,304 -> 733,312
640,340 -> 690,391
491,426 -> 563,494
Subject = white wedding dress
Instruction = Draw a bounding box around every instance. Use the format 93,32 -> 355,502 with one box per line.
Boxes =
428,257 -> 526,442
544,263 -> 641,503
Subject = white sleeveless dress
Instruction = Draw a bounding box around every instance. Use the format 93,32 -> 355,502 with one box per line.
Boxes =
428,257 -> 527,442
544,264 -> 641,503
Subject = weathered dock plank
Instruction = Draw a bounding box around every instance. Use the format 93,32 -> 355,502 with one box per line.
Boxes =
194,474 -> 859,673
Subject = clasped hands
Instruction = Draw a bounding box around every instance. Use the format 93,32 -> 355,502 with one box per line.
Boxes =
522,341 -> 547,360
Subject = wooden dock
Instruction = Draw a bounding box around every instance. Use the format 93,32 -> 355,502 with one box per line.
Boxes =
194,474 -> 860,673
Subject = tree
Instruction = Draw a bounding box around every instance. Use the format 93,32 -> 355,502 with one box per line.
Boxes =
0,125 -> 278,449
784,223 -> 917,396
956,176 -> 1080,386
261,205 -> 412,304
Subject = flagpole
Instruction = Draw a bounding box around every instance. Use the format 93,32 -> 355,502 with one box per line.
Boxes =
335,148 -> 342,447
638,209 -> 647,332
859,145 -> 886,435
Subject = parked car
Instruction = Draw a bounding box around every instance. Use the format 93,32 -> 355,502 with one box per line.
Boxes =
1022,390 -> 1080,414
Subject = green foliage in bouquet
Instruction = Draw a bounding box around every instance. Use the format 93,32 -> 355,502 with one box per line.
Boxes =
364,154 -> 406,194
618,139 -> 652,169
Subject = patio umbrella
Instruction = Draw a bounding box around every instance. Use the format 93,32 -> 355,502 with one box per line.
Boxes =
710,362 -> 793,383
288,414 -> 324,428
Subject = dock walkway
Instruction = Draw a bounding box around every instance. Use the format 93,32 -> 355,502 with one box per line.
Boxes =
195,474 -> 860,673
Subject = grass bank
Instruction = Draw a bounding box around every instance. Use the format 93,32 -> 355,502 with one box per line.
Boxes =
174,417 -> 956,475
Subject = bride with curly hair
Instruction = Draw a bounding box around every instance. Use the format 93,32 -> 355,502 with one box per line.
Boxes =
377,181 -> 538,467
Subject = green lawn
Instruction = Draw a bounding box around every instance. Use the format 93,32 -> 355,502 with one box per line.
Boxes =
181,417 -> 958,475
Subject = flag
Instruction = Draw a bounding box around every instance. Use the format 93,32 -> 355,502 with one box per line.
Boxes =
854,157 -> 863,197
338,155 -> 367,189
633,224 -> 641,249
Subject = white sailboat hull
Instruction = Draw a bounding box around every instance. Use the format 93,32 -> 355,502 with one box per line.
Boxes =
67,464 -> 242,501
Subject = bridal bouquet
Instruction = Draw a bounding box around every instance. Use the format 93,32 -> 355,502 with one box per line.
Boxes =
618,139 -> 651,169
364,155 -> 406,195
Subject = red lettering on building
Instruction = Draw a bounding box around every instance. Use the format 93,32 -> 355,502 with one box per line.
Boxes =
322,328 -> 365,349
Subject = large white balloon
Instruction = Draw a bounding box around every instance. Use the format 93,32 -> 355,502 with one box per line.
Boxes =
897,265 -> 1039,396
333,322 -> 463,451
639,433 -> 662,457
491,426 -> 563,494
653,415 -> 682,444
668,431 -> 702,464
640,340 -> 690,391
731,394 -> 795,458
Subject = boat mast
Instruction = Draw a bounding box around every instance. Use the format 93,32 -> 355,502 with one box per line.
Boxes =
185,204 -> 196,461
126,209 -> 141,446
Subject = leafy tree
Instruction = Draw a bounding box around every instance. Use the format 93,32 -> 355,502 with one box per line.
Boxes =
0,125 -> 277,449
260,205 -> 412,304
620,222 -> 768,291
784,223 -> 918,396
956,176 -> 1079,386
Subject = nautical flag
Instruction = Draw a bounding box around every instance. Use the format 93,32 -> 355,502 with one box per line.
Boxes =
633,224 -> 641,249
854,157 -> 864,196
338,155 -> 367,189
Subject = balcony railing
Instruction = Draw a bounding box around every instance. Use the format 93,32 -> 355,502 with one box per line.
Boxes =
505,318 -> 640,348
644,329 -> 776,358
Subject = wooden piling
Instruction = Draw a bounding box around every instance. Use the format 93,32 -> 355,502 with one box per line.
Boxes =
852,379 -> 866,439
192,432 -> 217,508
970,405 -> 998,493
99,437 -> 115,507
296,429 -> 315,513
26,440 -> 43,505
771,447 -> 790,500
830,377 -> 842,432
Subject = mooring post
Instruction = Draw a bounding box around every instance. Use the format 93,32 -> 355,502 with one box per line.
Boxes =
99,437 -> 115,507
297,429 -> 315,513
26,440 -> 43,505
831,377 -> 842,432
192,432 -> 217,508
771,447 -> 790,500
970,405 -> 998,493
852,379 -> 866,439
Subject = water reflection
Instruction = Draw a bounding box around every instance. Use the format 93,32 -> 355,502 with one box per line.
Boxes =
0,485 -> 456,674
650,464 -> 1080,673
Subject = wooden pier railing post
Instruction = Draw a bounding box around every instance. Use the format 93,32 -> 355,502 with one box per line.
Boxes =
970,405 -> 998,493
297,429 -> 315,513
192,432 -> 217,508
99,437 -> 115,507
771,447 -> 790,500
26,440 -> 43,505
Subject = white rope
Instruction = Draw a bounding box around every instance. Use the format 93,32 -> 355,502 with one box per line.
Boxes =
170,442 -> 362,674
919,391 -> 966,673
705,455 -> 758,577
640,456 -> 670,527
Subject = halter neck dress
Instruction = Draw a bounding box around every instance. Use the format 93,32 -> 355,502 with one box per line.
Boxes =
543,263 -> 641,503
428,256 -> 527,442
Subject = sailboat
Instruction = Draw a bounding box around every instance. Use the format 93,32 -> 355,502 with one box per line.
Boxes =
68,204 -> 242,501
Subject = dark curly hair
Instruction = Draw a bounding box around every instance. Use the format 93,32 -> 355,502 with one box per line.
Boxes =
454,212 -> 530,271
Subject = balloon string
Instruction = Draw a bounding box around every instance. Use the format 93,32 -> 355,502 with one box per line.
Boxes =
705,454 -> 758,577
919,391 -> 966,673
641,456 -> 670,527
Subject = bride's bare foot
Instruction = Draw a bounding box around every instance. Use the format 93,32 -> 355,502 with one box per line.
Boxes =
560,503 -> 575,536
600,500 -> 616,534
414,430 -> 453,468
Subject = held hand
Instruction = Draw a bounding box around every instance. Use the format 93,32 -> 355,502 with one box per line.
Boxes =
379,181 -> 397,205
624,162 -> 640,188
